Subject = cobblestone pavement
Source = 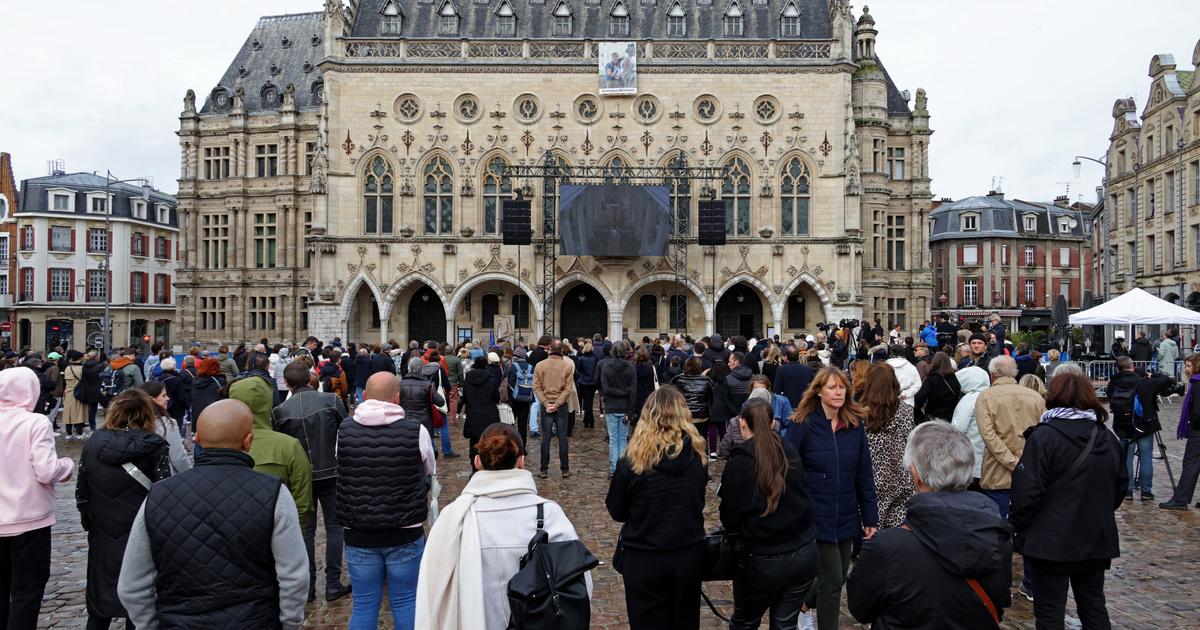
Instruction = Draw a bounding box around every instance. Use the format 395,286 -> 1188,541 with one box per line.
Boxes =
39,404 -> 1200,629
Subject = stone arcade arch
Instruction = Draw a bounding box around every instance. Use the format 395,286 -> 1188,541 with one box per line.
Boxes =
617,272 -> 713,335
559,282 -> 609,342
714,281 -> 768,340
447,272 -> 544,344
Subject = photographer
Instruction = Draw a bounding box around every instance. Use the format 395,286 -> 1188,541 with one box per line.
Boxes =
1106,356 -> 1177,501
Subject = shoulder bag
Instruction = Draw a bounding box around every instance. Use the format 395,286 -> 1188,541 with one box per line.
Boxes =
506,503 -> 598,630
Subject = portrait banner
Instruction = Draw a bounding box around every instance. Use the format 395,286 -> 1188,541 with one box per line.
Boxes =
599,42 -> 637,95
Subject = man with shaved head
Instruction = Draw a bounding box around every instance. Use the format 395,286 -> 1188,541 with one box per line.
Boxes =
532,339 -> 576,478
119,400 -> 309,629
336,371 -> 435,628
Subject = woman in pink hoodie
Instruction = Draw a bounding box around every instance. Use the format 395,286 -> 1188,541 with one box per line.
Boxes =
0,367 -> 74,628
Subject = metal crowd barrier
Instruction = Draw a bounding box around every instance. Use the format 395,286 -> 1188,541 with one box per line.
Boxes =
1077,360 -> 1183,399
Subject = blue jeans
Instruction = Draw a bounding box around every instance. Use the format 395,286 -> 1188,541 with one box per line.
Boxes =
345,537 -> 425,630
438,421 -> 455,455
354,386 -> 364,404
1122,435 -> 1154,494
983,489 -> 1034,595
605,413 -> 629,473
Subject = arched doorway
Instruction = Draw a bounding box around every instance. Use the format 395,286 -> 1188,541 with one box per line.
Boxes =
715,283 -> 764,340
347,284 -> 380,343
560,284 -> 607,342
408,285 -> 447,344
784,283 -> 823,333
1189,292 -> 1200,311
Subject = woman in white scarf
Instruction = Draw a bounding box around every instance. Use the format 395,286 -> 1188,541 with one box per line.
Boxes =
415,423 -> 591,630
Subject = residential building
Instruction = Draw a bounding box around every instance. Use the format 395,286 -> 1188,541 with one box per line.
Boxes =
14,169 -> 178,351
177,2 -> 933,344
930,192 -> 1093,331
0,153 -> 16,341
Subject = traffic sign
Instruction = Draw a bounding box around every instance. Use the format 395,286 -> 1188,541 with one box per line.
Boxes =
0,321 -> 11,332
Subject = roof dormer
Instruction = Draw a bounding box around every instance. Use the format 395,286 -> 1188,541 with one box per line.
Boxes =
781,1 -> 802,38
724,0 -> 744,37
379,0 -> 403,35
495,0 -> 517,36
552,1 -> 573,36
667,0 -> 687,38
437,0 -> 460,37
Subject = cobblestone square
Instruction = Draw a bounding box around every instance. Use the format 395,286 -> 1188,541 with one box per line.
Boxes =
36,404 -> 1200,629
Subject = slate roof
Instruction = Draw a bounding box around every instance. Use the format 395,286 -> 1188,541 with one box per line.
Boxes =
17,172 -> 178,228
201,12 -> 325,115
930,195 -> 1087,242
349,0 -> 833,40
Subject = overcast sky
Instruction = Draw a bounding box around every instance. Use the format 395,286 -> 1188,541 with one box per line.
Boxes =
1,0 -> 1196,204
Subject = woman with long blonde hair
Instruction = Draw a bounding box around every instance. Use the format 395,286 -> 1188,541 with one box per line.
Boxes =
786,368 -> 878,630
605,386 -> 708,630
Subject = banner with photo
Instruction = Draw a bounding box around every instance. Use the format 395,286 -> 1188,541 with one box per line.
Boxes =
599,42 -> 637,95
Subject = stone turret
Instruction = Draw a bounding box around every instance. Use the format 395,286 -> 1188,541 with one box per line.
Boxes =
856,5 -> 877,61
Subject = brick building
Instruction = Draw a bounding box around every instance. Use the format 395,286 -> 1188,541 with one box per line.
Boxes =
0,153 -> 16,340
930,192 -> 1093,330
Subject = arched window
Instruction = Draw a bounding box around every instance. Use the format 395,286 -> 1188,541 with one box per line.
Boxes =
638,294 -> 658,329
512,294 -> 530,329
541,154 -> 571,234
780,157 -> 811,236
482,156 -> 513,235
669,294 -> 687,330
666,153 -> 691,235
364,156 -> 394,235
604,155 -> 631,185
482,294 -> 500,329
423,156 -> 454,235
721,156 -> 751,235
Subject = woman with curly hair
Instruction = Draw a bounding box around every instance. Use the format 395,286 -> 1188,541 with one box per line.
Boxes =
605,386 -> 708,629
860,363 -> 917,529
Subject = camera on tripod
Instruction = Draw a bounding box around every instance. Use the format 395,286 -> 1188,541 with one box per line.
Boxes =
838,319 -> 860,330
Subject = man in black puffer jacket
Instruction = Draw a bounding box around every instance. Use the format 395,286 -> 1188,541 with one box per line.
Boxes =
848,421 -> 1014,628
399,357 -> 445,444
722,352 -> 755,415
337,372 -> 435,628
118,400 -> 308,629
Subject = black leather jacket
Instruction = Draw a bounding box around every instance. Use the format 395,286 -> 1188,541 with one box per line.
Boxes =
400,374 -> 443,436
271,387 -> 347,481
671,373 -> 714,419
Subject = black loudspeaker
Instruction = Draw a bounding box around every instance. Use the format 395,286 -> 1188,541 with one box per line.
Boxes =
502,199 -> 532,246
697,200 -> 726,246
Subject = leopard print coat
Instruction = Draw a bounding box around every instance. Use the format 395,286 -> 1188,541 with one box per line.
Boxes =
867,403 -> 917,529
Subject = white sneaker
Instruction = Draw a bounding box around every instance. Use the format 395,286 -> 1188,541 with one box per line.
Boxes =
798,610 -> 816,630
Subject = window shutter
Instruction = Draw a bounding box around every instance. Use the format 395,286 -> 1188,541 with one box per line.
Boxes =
142,235 -> 150,256
167,238 -> 173,260
70,228 -> 76,251
130,272 -> 136,302
46,270 -> 51,301
143,273 -> 149,303
107,230 -> 112,253
68,269 -> 75,302
106,270 -> 112,301
165,276 -> 171,303
131,234 -> 137,253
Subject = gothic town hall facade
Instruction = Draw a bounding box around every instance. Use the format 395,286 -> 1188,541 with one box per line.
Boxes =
175,0 -> 932,345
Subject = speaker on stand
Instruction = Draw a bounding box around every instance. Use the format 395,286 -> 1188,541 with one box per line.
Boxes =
697,200 -> 726,247
501,199 -> 532,246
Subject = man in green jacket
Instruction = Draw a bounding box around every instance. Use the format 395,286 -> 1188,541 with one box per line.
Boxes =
230,376 -> 313,530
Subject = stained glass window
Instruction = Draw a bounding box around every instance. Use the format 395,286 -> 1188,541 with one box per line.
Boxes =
482,156 -> 513,235
780,157 -> 810,236
423,156 -> 453,235
721,156 -> 751,235
364,156 -> 394,234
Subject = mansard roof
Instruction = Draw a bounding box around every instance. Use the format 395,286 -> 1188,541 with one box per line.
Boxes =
200,12 -> 325,115
349,0 -> 833,40
18,172 -> 178,227
930,194 -> 1088,242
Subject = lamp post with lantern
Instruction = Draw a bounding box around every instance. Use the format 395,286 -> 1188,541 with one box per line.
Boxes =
103,171 -> 154,355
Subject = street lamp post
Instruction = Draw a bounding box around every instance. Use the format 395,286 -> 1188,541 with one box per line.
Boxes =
104,171 -> 153,355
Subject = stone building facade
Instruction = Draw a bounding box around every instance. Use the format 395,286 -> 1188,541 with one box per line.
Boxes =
177,1 -> 932,345
1104,40 -> 1200,315
930,192 -> 1093,331
0,153 -> 16,334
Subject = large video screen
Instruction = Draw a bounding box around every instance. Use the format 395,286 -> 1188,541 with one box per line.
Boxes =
559,184 -> 671,257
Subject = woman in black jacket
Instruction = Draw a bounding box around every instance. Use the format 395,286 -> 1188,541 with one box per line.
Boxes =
706,359 -> 733,457
605,386 -> 707,630
599,342 -> 636,475
631,348 -> 657,428
671,357 -> 714,443
719,399 -> 819,629
913,352 -> 961,424
1010,372 -> 1127,629
459,356 -> 500,471
80,350 -> 107,430
1163,354 -> 1200,509
76,389 -> 172,630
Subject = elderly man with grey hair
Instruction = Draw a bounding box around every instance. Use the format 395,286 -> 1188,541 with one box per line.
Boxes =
847,421 -> 1013,627
975,354 -> 1044,601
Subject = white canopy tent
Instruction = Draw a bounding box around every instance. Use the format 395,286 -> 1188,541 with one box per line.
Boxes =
1069,288 -> 1200,326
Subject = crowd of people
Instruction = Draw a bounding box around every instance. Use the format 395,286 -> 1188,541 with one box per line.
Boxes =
1,315 -> 1197,630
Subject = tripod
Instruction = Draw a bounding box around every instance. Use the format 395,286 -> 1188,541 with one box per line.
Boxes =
1129,430 -> 1177,495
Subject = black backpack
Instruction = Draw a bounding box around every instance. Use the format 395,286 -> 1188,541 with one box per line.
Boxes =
1108,379 -> 1151,434
506,504 -> 598,630
100,365 -> 127,406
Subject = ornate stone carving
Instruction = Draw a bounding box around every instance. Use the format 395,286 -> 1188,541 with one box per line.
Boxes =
182,89 -> 196,115
655,42 -> 707,59
775,43 -> 832,59
345,41 -> 402,58
529,42 -> 584,58
468,42 -> 522,58
408,42 -> 459,58
443,244 -> 457,254
715,43 -> 768,59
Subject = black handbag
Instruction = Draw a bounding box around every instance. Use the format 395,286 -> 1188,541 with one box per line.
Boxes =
701,528 -> 741,582
611,533 -> 625,574
507,504 -> 599,630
